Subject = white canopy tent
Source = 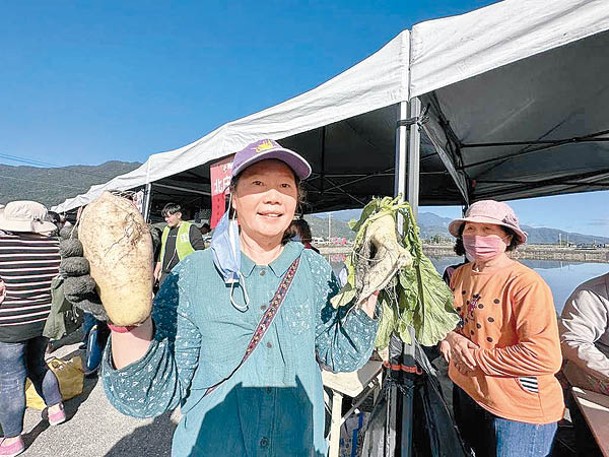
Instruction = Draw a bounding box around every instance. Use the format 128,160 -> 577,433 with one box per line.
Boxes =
53,0 -> 609,218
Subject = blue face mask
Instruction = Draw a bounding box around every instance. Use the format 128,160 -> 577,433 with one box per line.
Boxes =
210,203 -> 250,311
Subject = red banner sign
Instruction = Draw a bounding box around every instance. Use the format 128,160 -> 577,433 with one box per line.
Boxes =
210,155 -> 234,228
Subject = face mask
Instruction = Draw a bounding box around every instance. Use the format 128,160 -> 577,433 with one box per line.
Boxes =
462,234 -> 508,262
210,201 -> 250,311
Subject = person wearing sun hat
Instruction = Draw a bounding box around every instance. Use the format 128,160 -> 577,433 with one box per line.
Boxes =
0,201 -> 66,457
438,199 -> 564,456
60,139 -> 380,456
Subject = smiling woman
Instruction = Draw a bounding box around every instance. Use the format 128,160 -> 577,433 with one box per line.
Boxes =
86,138 -> 382,457
230,159 -> 299,264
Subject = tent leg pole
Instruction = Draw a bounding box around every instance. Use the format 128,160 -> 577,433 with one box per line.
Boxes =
394,102 -> 409,197
390,97 -> 422,457
401,97 -> 422,457
143,183 -> 152,223
320,126 -> 326,195
328,391 -> 342,457
388,100 -> 409,457
407,97 -> 421,216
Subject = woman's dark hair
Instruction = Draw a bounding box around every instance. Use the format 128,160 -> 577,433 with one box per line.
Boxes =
502,227 -> 520,252
453,236 -> 466,256
286,219 -> 313,242
46,211 -> 61,226
456,223 -> 520,253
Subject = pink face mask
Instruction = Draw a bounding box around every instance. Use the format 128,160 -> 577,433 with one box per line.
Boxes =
462,234 -> 508,262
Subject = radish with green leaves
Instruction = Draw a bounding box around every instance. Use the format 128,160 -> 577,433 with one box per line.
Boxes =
331,196 -> 459,348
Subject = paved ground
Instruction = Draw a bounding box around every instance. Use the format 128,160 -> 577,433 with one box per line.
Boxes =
18,337 -> 180,457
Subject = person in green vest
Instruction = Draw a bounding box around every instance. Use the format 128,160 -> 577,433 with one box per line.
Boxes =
154,203 -> 205,285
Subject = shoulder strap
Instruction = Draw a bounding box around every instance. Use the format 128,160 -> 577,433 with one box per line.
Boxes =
204,256 -> 300,397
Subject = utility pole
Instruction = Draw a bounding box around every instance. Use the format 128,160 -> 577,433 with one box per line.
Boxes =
328,212 -> 332,242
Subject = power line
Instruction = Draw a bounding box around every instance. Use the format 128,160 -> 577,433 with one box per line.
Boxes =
0,152 -> 56,167
0,151 -> 138,182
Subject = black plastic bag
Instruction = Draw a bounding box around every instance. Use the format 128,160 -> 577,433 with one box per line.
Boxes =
361,341 -> 471,457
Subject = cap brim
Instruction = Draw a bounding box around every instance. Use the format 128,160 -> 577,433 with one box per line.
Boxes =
232,148 -> 312,180
448,216 -> 527,244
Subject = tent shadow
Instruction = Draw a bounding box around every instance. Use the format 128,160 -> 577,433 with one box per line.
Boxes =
188,381 -> 325,457
21,420 -> 50,449
47,328 -> 84,353
20,349 -> 99,446
105,412 -> 177,457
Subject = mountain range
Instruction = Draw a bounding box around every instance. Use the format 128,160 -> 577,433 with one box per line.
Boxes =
306,209 -> 609,245
1,160 -> 606,245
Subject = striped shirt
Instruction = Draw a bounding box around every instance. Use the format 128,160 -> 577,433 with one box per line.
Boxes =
0,232 -> 60,342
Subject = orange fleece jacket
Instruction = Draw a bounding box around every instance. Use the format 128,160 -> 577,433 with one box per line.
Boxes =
449,260 -> 564,424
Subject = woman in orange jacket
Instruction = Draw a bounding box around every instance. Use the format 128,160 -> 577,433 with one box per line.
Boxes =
440,200 -> 563,457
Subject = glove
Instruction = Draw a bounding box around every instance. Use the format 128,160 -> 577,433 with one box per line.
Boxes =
59,228 -> 108,322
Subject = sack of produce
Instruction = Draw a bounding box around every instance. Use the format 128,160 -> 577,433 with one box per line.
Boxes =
331,196 -> 459,348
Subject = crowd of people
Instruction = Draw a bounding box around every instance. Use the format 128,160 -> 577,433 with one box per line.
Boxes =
1,139 -> 609,456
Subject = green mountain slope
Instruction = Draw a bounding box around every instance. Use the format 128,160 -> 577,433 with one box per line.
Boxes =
305,211 -> 609,245
0,161 -> 141,208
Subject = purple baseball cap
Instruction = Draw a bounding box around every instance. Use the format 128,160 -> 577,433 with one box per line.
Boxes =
231,139 -> 312,180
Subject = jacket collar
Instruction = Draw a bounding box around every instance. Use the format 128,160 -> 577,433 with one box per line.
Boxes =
241,241 -> 304,278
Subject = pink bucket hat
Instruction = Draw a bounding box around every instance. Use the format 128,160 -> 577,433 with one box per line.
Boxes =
448,200 -> 527,245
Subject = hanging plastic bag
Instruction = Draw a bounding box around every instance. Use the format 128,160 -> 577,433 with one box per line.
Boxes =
25,355 -> 84,410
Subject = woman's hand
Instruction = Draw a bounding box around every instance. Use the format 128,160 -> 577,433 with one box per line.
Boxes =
439,339 -> 451,362
360,291 -> 380,319
444,331 -> 479,374
0,280 -> 5,304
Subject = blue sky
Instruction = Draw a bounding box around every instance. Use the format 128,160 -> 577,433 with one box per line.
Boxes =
2,1 -> 609,237
424,191 -> 609,238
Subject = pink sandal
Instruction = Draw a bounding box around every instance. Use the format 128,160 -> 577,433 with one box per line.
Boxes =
0,437 -> 25,457
48,402 -> 66,426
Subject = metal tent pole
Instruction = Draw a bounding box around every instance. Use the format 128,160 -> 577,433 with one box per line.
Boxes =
407,98 -> 421,216
142,183 -> 152,223
387,100 -> 410,457
401,97 -> 422,457
390,98 -> 422,457
395,101 -> 409,198
142,159 -> 153,223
